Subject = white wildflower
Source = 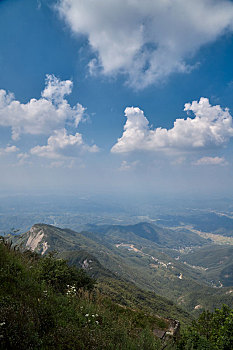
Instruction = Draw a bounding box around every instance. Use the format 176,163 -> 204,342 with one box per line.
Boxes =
66,284 -> 77,297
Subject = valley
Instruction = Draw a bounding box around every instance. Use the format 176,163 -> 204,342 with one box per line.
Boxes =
10,219 -> 233,318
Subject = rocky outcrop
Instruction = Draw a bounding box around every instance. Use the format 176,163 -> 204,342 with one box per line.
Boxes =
26,227 -> 44,251
25,225 -> 49,254
153,318 -> 180,342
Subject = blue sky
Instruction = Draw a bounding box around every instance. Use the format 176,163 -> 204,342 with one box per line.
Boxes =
1,0 -> 233,197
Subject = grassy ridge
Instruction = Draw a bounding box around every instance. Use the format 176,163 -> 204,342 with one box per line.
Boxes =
0,239 -> 173,350
59,249 -> 191,324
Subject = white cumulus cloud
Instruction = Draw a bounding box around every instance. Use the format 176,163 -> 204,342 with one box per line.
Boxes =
193,156 -> 228,166
57,0 -> 233,88
111,98 -> 233,153
0,74 -> 85,140
0,145 -> 19,155
30,129 -> 98,159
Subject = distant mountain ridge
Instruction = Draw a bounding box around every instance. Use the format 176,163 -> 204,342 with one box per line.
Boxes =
83,221 -> 208,248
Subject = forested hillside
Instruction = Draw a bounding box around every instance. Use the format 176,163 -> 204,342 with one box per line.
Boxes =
1,237 -> 233,350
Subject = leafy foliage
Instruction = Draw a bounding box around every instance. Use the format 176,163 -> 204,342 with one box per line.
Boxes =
177,305 -> 233,350
35,252 -> 95,293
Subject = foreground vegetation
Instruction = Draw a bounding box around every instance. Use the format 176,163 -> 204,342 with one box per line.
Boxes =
0,239 -> 166,349
0,239 -> 232,349
177,305 -> 233,350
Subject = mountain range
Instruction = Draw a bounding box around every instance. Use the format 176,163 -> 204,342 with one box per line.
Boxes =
11,221 -> 233,320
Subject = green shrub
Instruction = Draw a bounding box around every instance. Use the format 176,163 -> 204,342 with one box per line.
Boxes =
177,305 -> 233,350
35,252 -> 95,293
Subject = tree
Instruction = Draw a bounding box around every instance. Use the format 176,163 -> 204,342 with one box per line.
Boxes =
36,253 -> 95,294
177,305 -> 233,350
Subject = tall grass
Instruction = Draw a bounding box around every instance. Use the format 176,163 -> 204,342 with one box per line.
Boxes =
0,239 -> 163,350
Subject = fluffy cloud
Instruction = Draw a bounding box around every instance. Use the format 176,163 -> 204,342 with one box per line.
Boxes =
30,129 -> 98,159
57,0 -> 233,88
0,145 -> 19,155
0,75 -> 84,140
111,98 -> 233,153
193,156 -> 228,166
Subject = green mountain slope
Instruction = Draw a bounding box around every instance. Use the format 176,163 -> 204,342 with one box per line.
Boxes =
60,249 -> 191,323
179,245 -> 233,287
1,239 -> 172,350
11,225 -> 191,324
84,221 -> 208,248
12,223 -> 233,316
